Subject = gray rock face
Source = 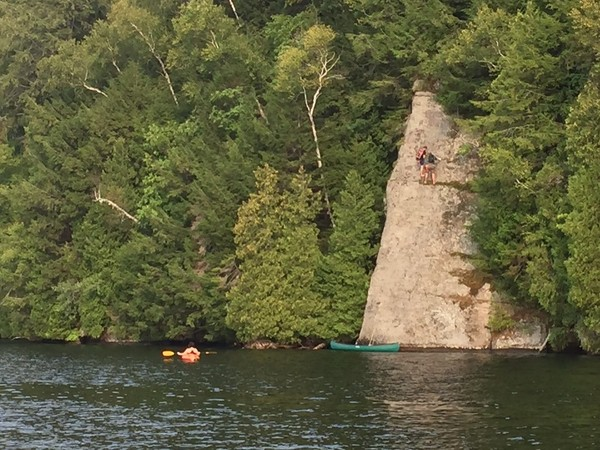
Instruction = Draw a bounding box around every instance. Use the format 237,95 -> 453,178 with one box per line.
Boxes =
358,92 -> 545,349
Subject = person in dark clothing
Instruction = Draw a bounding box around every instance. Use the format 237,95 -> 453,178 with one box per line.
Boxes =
423,151 -> 441,185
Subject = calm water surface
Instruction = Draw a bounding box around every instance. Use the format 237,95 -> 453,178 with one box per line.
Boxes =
0,343 -> 599,449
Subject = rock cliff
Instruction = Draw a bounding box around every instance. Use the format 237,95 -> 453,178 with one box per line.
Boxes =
358,91 -> 546,350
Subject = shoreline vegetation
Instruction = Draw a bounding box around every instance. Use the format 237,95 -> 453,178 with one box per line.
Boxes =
1,1 -> 600,353
3,338 -> 578,356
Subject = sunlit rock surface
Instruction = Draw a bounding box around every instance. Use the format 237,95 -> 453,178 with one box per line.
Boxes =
358,91 -> 545,350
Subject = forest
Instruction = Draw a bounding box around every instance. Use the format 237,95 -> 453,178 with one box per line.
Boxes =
1,0 -> 599,352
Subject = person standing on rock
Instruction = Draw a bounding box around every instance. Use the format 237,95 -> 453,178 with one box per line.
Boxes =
423,151 -> 441,185
416,145 -> 427,182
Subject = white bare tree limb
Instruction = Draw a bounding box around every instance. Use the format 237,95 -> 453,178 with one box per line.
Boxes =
227,0 -> 240,23
300,50 -> 342,227
303,86 -> 322,168
538,333 -> 550,353
130,22 -> 179,106
255,97 -> 268,123
209,30 -> 219,49
494,39 -> 506,58
93,189 -> 139,223
112,60 -> 122,73
515,178 -> 534,192
83,71 -> 108,97
302,51 -> 342,169
481,59 -> 500,72
83,82 -> 108,97
106,43 -> 122,73
1,289 -> 12,302
322,189 -> 335,227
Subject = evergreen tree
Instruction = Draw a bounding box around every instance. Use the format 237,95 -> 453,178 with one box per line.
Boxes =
466,5 -> 578,323
562,0 -> 600,352
433,0 -> 590,349
226,165 -> 324,343
431,5 -> 512,116
563,69 -> 600,352
317,171 -> 379,339
0,0 -> 108,148
3,0 -> 598,351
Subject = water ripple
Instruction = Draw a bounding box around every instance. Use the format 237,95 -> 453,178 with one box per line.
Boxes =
1,344 -> 600,449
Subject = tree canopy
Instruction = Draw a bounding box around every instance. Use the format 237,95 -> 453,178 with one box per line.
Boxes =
2,0 -> 600,352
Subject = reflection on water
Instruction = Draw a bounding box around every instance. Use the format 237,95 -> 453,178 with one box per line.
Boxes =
1,343 -> 599,449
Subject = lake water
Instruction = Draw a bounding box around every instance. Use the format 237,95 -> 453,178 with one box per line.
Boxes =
0,343 -> 598,449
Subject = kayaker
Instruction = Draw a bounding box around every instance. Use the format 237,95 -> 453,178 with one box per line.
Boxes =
178,341 -> 201,360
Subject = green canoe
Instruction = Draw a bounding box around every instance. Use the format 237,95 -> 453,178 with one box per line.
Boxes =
329,341 -> 400,352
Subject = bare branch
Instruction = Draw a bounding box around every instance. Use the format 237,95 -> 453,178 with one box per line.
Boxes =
302,86 -> 322,168
481,58 -> 500,72
538,332 -> 550,353
255,97 -> 268,123
227,0 -> 240,23
300,50 -> 341,227
93,188 -> 139,223
112,60 -> 122,73
302,50 -> 340,170
106,42 -> 122,73
514,178 -> 534,192
83,71 -> 108,97
130,22 -> 179,105
83,82 -> 108,97
1,289 -> 12,302
323,189 -> 335,228
209,30 -> 219,49
494,39 -> 505,58
303,84 -> 334,225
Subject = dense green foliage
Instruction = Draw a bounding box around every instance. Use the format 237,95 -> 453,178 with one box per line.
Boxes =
0,0 -> 413,344
431,0 -> 599,351
2,0 -> 600,351
226,166 -> 324,343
